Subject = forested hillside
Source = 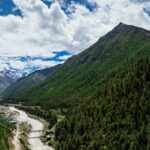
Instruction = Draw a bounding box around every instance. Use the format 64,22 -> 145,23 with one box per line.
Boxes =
54,58 -> 150,150
4,23 -> 150,108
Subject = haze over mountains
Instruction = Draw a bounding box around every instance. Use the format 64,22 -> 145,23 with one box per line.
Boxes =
3,23 -> 150,107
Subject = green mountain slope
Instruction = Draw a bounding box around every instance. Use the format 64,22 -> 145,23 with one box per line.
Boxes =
54,58 -> 150,150
4,23 -> 150,107
3,65 -> 60,99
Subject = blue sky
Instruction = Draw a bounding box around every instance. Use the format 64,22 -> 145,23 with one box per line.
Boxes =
0,0 -> 150,74
0,0 -> 22,16
0,0 -> 97,16
41,0 -> 97,12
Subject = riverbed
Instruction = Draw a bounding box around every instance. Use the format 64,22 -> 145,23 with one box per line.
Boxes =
9,107 -> 54,150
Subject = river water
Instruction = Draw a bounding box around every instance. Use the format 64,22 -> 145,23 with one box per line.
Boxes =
9,107 -> 54,150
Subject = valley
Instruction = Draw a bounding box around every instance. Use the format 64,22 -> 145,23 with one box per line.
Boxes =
1,23 -> 150,150
0,0 -> 150,149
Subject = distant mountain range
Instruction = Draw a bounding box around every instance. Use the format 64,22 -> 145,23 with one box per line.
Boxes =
0,69 -> 21,95
3,23 -> 150,108
2,65 -> 60,98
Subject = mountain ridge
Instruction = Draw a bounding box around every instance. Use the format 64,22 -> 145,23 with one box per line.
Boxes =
3,23 -> 150,107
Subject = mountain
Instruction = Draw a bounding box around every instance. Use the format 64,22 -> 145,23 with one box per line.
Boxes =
0,69 -> 20,95
4,23 -> 150,107
3,65 -> 60,98
3,23 -> 150,150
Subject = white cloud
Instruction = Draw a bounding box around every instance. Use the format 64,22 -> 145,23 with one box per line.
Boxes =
0,56 -> 62,75
58,55 -> 72,60
0,0 -> 150,73
29,59 -> 62,69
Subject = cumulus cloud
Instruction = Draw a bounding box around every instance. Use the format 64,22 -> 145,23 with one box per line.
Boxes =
58,55 -> 72,60
0,0 -> 150,74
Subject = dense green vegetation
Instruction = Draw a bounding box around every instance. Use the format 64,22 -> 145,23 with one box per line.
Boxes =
0,119 -> 15,150
16,106 -> 57,129
54,58 -> 150,150
4,23 -> 150,108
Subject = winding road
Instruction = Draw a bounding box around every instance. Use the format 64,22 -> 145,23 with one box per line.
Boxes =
10,107 -> 54,150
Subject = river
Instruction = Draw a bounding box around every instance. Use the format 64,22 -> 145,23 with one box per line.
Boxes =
9,107 -> 54,150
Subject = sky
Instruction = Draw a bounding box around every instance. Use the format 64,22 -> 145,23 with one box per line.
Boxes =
0,0 -> 150,75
